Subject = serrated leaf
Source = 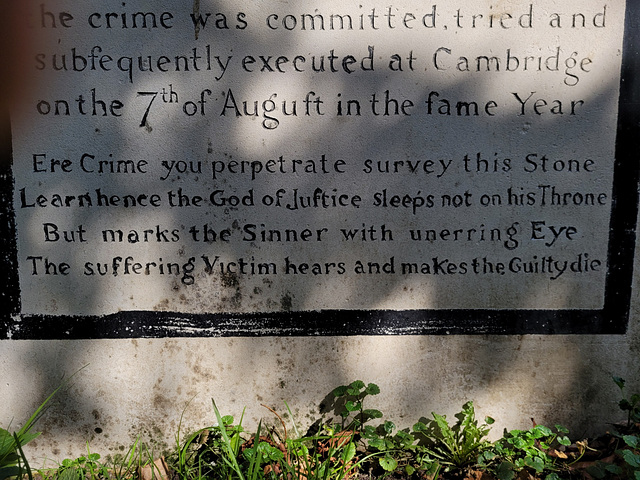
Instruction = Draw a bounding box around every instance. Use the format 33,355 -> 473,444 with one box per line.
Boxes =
59,467 -> 80,480
347,381 -> 365,395
349,380 -> 365,390
365,383 -> 380,395
396,430 -> 413,444
482,451 -> 496,461
383,421 -> 395,435
221,415 -> 234,426
496,461 -> 515,480
405,464 -> 415,475
624,435 -> 640,448
605,464 -> 623,474
621,449 -> 640,468
332,386 -> 348,397
364,409 -> 383,419
545,473 -> 560,480
412,422 -> 428,433
513,437 -> 529,449
379,454 -> 398,472
368,438 -> 385,450
555,424 -> 569,434
485,416 -> 495,425
362,425 -> 377,439
524,455 -> 544,473
345,400 -> 360,412
532,425 -> 552,438
557,435 -> 571,446
432,413 -> 455,446
585,463 -> 607,479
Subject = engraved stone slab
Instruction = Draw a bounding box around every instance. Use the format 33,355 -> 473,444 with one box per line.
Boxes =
2,0 -> 637,337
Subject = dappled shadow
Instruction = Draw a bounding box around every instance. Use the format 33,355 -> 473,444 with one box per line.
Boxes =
1,0 -> 639,461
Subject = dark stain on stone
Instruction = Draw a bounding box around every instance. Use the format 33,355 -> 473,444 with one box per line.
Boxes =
221,271 -> 239,288
153,394 -> 171,410
281,293 -> 293,311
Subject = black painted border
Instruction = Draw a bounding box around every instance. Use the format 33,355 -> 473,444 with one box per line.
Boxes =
1,3 -> 639,339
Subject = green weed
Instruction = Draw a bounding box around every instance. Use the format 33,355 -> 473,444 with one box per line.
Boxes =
481,423 -> 571,480
55,445 -> 110,480
0,373 -> 79,480
11,377 -> 640,480
413,401 -> 493,473
586,377 -> 640,479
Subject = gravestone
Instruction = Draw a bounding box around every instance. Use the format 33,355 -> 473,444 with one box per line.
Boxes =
2,0 -> 639,338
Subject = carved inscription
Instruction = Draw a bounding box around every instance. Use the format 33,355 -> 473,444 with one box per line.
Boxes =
10,1 -> 625,316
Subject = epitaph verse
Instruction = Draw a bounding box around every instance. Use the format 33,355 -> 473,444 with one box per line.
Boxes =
10,1 -> 624,316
